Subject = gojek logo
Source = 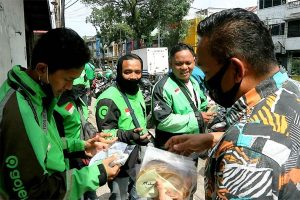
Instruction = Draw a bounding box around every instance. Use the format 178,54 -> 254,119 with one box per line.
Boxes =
5,155 -> 28,199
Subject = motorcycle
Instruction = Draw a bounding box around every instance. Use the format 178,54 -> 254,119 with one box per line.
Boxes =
91,77 -> 112,99
139,78 -> 155,128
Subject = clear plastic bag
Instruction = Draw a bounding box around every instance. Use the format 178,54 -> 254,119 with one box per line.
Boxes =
136,146 -> 197,200
88,142 -> 135,166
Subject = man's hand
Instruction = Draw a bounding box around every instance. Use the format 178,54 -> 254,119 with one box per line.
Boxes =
117,128 -> 151,145
85,135 -> 110,157
102,155 -> 121,181
154,179 -> 172,200
96,132 -> 118,144
132,128 -> 151,145
165,132 -> 224,156
133,127 -> 143,134
201,112 -> 216,123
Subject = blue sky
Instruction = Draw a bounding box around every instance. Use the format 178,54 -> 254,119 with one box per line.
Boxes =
64,0 -> 257,37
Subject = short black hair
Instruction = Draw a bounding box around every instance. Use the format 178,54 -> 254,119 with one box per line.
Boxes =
170,43 -> 195,59
197,8 -> 277,75
30,28 -> 90,73
116,53 -> 143,77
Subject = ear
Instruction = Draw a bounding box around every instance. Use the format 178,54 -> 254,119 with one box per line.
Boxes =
169,60 -> 174,71
230,57 -> 245,83
35,63 -> 48,76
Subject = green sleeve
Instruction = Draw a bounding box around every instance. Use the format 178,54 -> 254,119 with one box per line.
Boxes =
62,137 -> 85,152
157,112 -> 199,133
65,161 -> 107,199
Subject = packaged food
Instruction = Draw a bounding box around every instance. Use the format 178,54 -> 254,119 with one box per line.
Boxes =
136,146 -> 197,199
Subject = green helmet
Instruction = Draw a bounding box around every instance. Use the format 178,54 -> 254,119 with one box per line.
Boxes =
105,71 -> 112,79
96,72 -> 103,79
84,62 -> 95,80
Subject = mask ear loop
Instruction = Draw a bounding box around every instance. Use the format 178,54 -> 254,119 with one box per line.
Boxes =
46,67 -> 49,84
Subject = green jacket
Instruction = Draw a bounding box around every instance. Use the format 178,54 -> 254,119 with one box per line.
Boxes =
95,84 -> 147,177
95,84 -> 147,137
85,63 -> 95,81
151,73 -> 207,148
73,70 -> 90,89
54,93 -> 89,140
54,88 -> 97,170
0,66 -> 107,200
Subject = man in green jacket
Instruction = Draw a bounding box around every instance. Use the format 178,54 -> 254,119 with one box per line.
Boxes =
54,73 -> 98,144
95,54 -> 150,200
151,43 -> 215,149
54,76 -> 117,200
0,28 -> 120,199
84,62 -> 96,106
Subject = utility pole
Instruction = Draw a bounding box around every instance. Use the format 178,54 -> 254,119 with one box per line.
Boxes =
158,11 -> 161,47
51,0 -> 61,28
61,0 -> 65,27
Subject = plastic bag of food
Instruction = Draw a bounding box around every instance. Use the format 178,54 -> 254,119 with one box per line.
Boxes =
136,146 -> 197,200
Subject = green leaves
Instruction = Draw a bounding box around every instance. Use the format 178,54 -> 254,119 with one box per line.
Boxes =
82,0 -> 194,49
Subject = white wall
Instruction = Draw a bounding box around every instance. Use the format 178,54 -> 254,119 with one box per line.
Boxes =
257,4 -> 286,23
0,0 -> 26,85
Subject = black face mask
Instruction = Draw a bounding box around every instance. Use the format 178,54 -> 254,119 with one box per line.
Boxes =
116,76 -> 141,95
204,60 -> 241,108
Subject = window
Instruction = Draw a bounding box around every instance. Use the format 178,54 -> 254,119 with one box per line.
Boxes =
259,0 -> 264,9
265,0 -> 273,8
270,23 -> 285,36
259,0 -> 285,9
273,0 -> 282,6
271,24 -> 280,35
288,20 -> 300,37
280,23 -> 285,35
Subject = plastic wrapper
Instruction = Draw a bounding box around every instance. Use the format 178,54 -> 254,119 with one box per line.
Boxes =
136,146 -> 197,200
89,142 -> 135,166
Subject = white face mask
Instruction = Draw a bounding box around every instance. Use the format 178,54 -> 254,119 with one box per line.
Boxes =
40,66 -> 54,98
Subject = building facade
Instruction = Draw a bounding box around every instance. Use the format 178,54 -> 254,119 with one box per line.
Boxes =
257,0 -> 300,74
183,8 -> 226,53
183,18 -> 200,52
0,0 -> 56,85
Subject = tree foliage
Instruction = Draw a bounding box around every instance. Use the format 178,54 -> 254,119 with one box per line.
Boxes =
291,58 -> 300,75
82,0 -> 193,49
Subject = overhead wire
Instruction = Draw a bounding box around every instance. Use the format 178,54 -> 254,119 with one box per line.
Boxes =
65,5 -> 87,14
65,0 -> 73,7
66,0 -> 80,9
67,12 -> 89,18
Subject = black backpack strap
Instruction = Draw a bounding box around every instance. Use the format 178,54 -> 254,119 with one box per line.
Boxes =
169,74 -> 204,131
7,72 -> 40,126
119,90 -> 141,128
115,85 -> 143,170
